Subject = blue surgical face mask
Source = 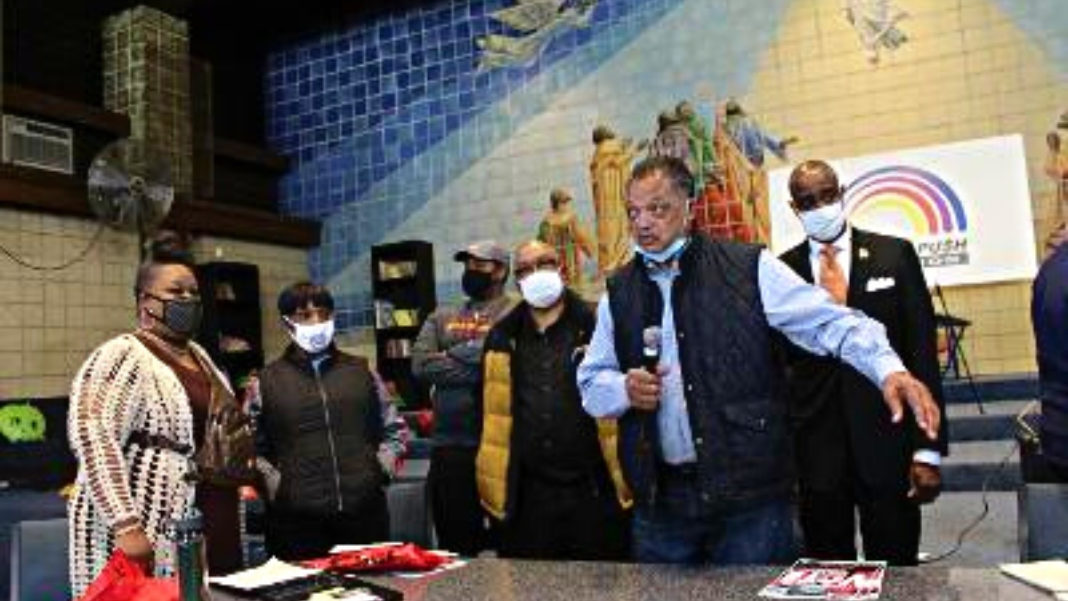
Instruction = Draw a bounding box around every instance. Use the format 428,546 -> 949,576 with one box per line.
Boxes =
285,318 -> 335,354
799,200 -> 847,243
634,236 -> 689,264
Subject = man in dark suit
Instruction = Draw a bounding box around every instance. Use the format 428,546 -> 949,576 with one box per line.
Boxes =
779,160 -> 948,565
1034,225 -> 1068,481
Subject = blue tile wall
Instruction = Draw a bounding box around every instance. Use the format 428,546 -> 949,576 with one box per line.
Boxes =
266,0 -> 792,329
267,0 -> 688,327
268,0 -> 670,216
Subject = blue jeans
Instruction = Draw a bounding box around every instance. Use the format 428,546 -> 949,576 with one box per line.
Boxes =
632,467 -> 797,564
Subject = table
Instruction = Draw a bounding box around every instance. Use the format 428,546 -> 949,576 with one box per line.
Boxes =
210,558 -> 1054,600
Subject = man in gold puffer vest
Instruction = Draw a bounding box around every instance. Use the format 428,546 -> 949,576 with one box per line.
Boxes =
476,240 -> 631,560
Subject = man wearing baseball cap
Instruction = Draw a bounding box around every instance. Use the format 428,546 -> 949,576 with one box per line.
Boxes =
412,240 -> 514,555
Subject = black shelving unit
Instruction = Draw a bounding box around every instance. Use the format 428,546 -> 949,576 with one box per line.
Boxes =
371,240 -> 436,410
195,261 -> 265,406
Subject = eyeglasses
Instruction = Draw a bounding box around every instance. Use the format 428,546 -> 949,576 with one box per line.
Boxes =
792,185 -> 844,211
514,256 -> 559,280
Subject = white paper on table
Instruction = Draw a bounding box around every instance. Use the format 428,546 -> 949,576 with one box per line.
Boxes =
1000,560 -> 1068,594
307,589 -> 380,601
329,542 -> 405,553
207,557 -> 322,591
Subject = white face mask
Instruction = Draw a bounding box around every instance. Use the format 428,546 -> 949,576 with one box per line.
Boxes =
799,201 -> 847,242
519,270 -> 565,309
285,318 -> 335,354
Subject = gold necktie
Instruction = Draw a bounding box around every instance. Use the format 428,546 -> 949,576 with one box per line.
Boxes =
819,244 -> 848,304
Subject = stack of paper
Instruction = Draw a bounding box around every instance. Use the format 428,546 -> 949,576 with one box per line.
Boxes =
1000,560 -> 1068,598
208,557 -> 322,591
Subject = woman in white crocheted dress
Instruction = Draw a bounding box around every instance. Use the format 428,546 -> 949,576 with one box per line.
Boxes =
67,235 -> 237,596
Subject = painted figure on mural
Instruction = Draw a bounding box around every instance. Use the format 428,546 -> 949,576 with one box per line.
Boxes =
590,125 -> 644,275
843,0 -> 909,64
722,98 -> 799,168
676,100 -> 720,190
477,0 -> 600,71
648,110 -> 692,166
1047,123 -> 1068,225
537,187 -> 596,285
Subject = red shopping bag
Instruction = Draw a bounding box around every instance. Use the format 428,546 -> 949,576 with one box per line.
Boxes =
300,543 -> 447,573
77,551 -> 179,601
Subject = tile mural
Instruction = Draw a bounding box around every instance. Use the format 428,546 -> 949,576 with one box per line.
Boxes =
265,0 -> 806,329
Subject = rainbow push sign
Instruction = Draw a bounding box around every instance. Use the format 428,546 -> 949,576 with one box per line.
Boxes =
845,165 -> 969,268
769,135 -> 1038,287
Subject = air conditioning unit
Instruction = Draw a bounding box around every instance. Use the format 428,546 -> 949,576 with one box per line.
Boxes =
2,114 -> 74,174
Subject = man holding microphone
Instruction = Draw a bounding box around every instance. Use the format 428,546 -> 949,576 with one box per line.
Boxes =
578,156 -> 941,564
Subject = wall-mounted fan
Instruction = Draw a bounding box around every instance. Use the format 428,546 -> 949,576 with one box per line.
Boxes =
87,140 -> 175,256
0,139 -> 174,271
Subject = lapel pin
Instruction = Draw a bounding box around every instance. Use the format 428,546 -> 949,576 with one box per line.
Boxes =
859,247 -> 870,260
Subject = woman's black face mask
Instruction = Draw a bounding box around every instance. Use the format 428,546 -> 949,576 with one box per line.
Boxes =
142,292 -> 203,338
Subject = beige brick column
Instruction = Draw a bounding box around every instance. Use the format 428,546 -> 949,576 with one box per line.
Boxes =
102,6 -> 192,201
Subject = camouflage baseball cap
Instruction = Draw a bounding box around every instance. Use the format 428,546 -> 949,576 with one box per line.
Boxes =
454,240 -> 509,265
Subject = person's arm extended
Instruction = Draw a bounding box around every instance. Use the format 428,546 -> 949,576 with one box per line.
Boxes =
758,250 -> 940,439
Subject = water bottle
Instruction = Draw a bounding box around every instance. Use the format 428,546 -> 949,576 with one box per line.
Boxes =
173,506 -> 212,601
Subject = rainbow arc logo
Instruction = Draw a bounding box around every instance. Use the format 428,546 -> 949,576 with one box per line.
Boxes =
845,165 -> 968,236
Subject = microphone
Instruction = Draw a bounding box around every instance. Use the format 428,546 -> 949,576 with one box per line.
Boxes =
642,326 -> 662,374
637,326 -> 662,456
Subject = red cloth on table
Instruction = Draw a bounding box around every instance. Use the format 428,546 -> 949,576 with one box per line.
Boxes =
300,544 -> 447,573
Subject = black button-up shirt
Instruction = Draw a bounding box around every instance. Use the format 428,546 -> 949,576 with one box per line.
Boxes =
512,302 -> 601,483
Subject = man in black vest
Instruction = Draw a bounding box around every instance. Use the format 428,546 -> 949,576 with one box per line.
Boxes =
780,160 -> 947,565
578,156 -> 941,564
255,282 -> 410,560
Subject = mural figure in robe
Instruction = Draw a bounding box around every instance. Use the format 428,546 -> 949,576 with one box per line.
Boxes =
537,187 -> 596,285
843,0 -> 909,64
1046,122 -> 1068,227
589,125 -> 644,275
477,0 -> 599,71
648,109 -> 693,166
676,100 -> 720,190
722,99 -> 798,168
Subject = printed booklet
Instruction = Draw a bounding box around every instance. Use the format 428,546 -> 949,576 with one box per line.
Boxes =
759,559 -> 887,600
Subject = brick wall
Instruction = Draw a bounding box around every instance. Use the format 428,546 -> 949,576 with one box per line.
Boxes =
742,0 -> 1066,374
103,6 -> 194,201
0,208 -> 308,399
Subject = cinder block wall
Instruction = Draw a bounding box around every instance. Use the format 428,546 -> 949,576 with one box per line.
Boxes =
742,0 -> 1066,374
0,208 -> 308,399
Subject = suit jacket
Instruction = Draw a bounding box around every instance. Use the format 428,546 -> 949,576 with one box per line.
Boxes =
780,228 -> 948,492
